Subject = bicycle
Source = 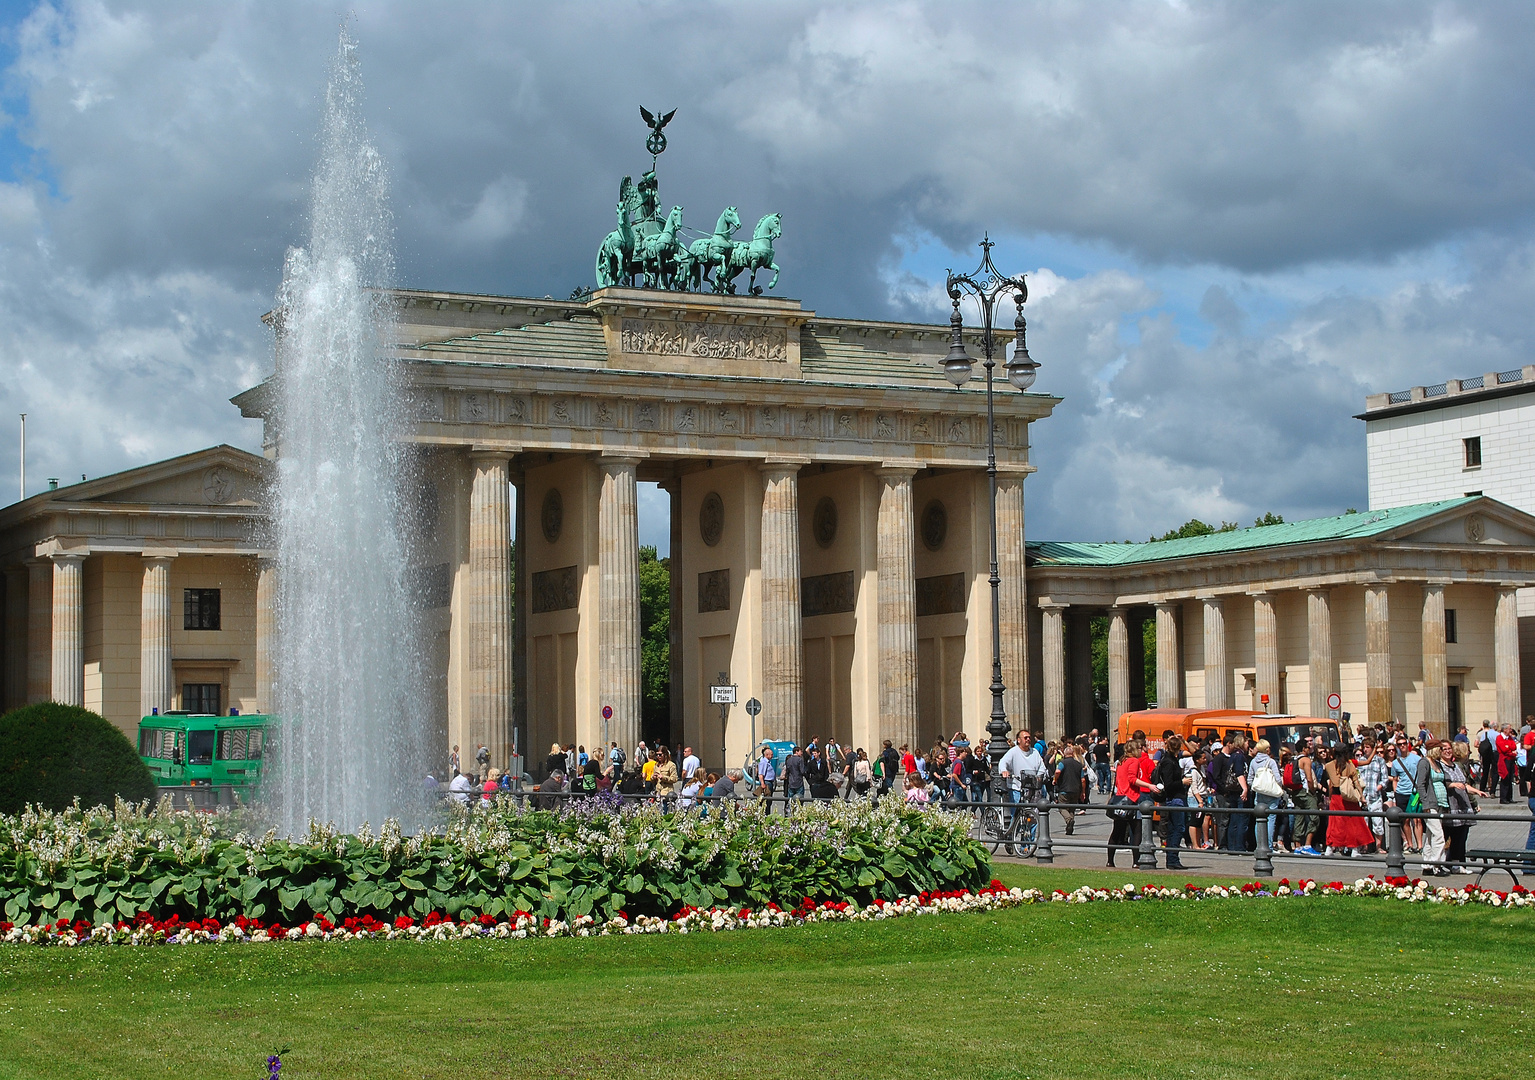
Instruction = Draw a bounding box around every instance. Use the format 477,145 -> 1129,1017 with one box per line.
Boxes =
977,783 -> 1045,858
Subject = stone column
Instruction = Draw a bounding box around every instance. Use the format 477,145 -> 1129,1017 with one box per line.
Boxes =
662,478 -> 683,748
1068,610 -> 1093,736
1041,603 -> 1066,742
1306,588 -> 1333,719
1365,584 -> 1393,728
876,467 -> 918,750
1154,601 -> 1181,708
139,555 -> 175,718
3,566 -> 26,711
1107,607 -> 1130,725
597,455 -> 642,753
50,553 -> 84,707
1201,597 -> 1228,709
255,556 -> 276,715
1495,586 -> 1522,730
1252,591 -> 1278,714
1421,583 -> 1448,734
468,452 -> 513,767
510,470 -> 528,754
760,463 -> 805,744
26,560 -> 50,704
995,473 -> 1028,731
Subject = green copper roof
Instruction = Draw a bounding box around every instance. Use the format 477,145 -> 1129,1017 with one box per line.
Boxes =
1029,498 -> 1478,567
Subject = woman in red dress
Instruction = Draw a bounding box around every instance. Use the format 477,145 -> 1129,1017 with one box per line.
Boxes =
1497,726 -> 1519,803
1324,747 -> 1375,854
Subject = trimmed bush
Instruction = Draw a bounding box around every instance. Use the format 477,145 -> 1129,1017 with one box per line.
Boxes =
0,704 -> 156,814
0,797 -> 992,926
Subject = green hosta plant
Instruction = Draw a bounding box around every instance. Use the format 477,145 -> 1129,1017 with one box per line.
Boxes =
0,796 -> 990,928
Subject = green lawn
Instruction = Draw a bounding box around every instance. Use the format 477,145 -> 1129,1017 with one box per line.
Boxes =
2,864 -> 1531,1080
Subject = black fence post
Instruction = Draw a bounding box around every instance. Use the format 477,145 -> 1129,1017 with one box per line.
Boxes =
1253,809 -> 1274,878
1385,804 -> 1405,878
1035,795 -> 1053,864
1135,805 -> 1158,869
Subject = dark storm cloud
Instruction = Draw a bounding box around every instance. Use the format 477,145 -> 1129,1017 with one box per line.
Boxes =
0,0 -> 1530,540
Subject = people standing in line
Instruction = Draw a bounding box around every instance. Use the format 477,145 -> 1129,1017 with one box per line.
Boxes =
1358,739 -> 1390,852
1390,739 -> 1423,851
1415,742 -> 1452,874
1151,734 -> 1190,870
1186,747 -> 1215,849
1246,739 -> 1284,854
1442,742 -> 1485,872
1216,735 -> 1251,852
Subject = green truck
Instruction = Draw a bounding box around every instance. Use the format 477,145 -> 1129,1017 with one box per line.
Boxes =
137,711 -> 273,789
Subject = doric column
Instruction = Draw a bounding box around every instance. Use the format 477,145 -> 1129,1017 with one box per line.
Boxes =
1495,586 -> 1522,730
3,566 -> 26,711
1421,583 -> 1448,734
1041,603 -> 1066,742
876,467 -> 918,750
1251,591 -> 1278,713
597,454 -> 642,753
1154,601 -> 1181,708
661,478 -> 683,748
760,462 -> 805,744
1107,607 -> 1130,724
26,559 -> 50,704
510,472 -> 528,752
50,553 -> 85,707
255,556 -> 276,715
139,555 -> 175,718
1068,610 -> 1093,736
1201,596 -> 1228,709
468,451 -> 513,767
1307,588 -> 1333,718
1365,584 -> 1392,727
995,473 -> 1028,731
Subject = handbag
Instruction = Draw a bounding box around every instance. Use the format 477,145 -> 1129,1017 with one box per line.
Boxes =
1340,773 -> 1364,804
1105,793 -> 1132,820
1252,765 -> 1284,799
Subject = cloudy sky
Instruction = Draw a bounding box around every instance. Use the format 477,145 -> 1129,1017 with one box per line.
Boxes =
1,0 -> 1532,547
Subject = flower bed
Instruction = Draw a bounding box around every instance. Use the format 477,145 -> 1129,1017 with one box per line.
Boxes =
0,795 -> 991,929
1,875 -> 1528,947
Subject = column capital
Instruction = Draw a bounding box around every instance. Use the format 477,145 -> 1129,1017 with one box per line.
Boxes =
1154,598 -> 1180,611
759,460 -> 804,484
1304,585 -> 1332,597
1422,580 -> 1449,594
874,463 -> 919,482
468,445 -> 520,462
1196,594 -> 1223,607
596,452 -> 644,475
140,552 -> 177,566
49,552 -> 86,567
1039,600 -> 1069,612
1247,589 -> 1274,600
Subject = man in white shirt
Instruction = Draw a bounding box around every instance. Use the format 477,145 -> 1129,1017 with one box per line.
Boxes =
681,746 -> 701,779
448,771 -> 473,805
996,733 -> 1047,804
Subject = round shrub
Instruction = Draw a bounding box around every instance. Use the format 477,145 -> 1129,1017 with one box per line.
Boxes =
0,703 -> 156,814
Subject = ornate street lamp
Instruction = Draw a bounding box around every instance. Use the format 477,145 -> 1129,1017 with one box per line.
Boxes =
941,237 -> 1040,798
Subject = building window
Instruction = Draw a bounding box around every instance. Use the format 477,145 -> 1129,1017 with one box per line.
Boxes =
1463,436 -> 1482,468
184,588 -> 221,630
1445,608 -> 1457,644
183,683 -> 221,715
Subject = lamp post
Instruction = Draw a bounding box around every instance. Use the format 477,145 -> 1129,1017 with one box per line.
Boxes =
941,237 -> 1039,798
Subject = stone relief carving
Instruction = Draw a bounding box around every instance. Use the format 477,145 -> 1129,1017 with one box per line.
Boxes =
915,572 -> 966,617
550,399 -> 571,424
676,406 -> 696,432
921,500 -> 948,551
947,417 -> 966,442
1465,514 -> 1487,542
507,396 -> 527,421
913,415 -> 931,438
717,407 -> 739,432
799,410 -> 817,436
637,403 -> 658,428
837,412 -> 854,435
202,466 -> 238,505
596,401 -> 615,425
620,318 -> 788,361
802,571 -> 856,617
531,565 -> 579,614
463,393 -> 487,421
698,569 -> 731,613
759,407 -> 779,432
699,491 -> 724,546
876,414 -> 893,439
813,496 -> 838,549
541,488 -> 563,544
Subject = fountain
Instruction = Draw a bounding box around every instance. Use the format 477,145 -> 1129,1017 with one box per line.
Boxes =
267,27 -> 428,833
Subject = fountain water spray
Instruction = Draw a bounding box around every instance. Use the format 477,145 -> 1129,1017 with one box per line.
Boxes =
268,27 -> 427,833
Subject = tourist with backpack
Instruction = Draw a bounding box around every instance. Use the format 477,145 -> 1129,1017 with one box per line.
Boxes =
1287,743 -> 1320,855
1215,735 -> 1251,851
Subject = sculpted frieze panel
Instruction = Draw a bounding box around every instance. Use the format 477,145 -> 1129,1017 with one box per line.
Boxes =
620,318 -> 788,361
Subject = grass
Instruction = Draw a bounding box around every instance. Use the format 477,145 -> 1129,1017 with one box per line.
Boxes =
2,863 -> 1532,1080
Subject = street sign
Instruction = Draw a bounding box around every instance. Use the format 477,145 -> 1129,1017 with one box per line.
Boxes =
601,704 -> 613,720
745,697 -> 761,717
1326,693 -> 1342,712
710,684 -> 737,705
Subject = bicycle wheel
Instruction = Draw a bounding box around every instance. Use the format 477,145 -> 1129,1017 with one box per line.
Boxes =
979,804 -> 1013,854
1014,810 -> 1038,858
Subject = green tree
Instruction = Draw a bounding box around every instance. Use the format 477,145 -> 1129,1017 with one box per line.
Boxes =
638,545 -> 671,743
1150,518 -> 1240,542
1252,511 -> 1285,527
0,703 -> 156,813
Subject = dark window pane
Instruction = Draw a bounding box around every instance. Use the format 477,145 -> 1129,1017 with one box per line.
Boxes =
183,682 -> 221,715
187,729 -> 215,765
183,589 -> 221,630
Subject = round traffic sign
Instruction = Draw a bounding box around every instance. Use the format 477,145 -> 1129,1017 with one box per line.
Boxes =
1326,693 -> 1342,711
601,705 -> 613,720
745,697 -> 762,717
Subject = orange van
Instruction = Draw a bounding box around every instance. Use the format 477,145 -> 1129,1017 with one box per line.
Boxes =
1115,709 -> 1342,755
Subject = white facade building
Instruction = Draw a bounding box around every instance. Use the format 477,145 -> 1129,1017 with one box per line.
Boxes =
1361,365 -> 1535,718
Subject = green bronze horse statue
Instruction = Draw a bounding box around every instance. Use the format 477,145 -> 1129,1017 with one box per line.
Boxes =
714,212 -> 782,295
638,205 -> 685,288
594,199 -> 635,288
680,206 -> 740,292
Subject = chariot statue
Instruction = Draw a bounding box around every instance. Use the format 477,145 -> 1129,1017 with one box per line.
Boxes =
593,107 -> 781,295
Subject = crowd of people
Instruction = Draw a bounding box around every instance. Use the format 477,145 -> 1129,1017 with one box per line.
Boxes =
419,715 -> 1535,872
